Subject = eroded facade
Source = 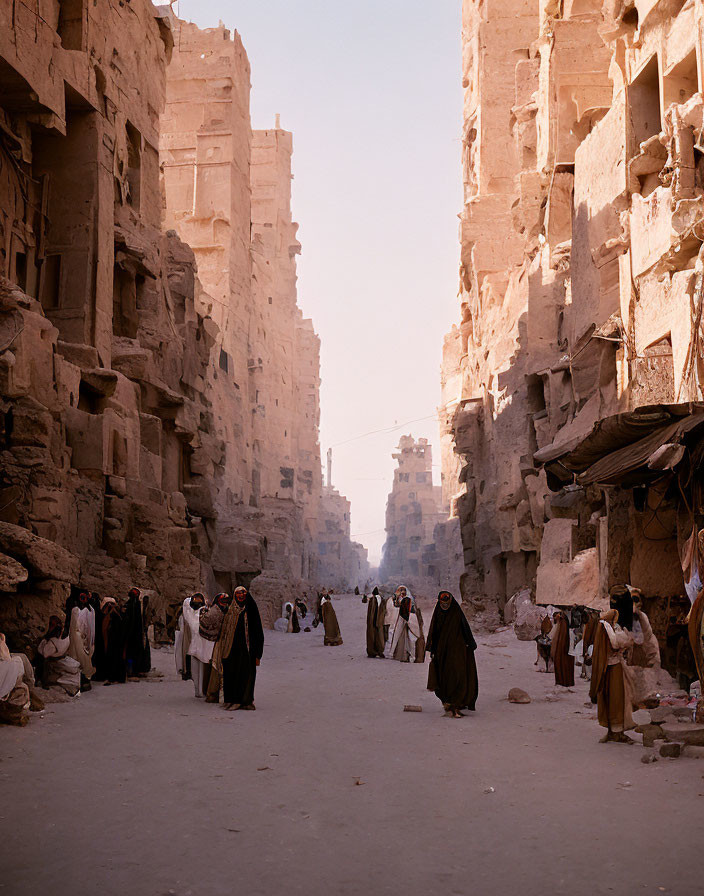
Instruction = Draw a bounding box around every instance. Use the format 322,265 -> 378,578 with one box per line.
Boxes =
0,4 -> 360,650
442,0 -> 704,637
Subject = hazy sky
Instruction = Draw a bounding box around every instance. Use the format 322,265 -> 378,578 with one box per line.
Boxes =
177,0 -> 463,563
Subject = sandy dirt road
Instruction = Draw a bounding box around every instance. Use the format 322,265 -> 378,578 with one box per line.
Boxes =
1,594 -> 700,896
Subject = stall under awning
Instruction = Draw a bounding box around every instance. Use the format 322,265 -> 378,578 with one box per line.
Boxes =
535,402 -> 704,489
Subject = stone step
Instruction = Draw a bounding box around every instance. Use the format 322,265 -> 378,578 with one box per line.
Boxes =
661,723 -> 704,746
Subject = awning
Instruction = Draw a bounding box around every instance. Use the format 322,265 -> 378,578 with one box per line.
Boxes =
535,402 -> 704,489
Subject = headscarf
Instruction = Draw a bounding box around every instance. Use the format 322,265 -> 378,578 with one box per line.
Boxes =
215,592 -> 232,612
128,587 -> 141,600
189,592 -> 206,609
438,590 -> 453,610
395,585 -> 415,618
609,586 -> 633,631
372,586 -> 380,597
45,615 -> 63,639
234,587 -> 248,607
100,597 -> 118,610
199,595 -> 229,641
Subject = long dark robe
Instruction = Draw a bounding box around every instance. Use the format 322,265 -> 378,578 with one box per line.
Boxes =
426,598 -> 478,710
366,595 -> 385,657
322,600 -> 343,646
93,605 -> 127,683
125,594 -> 150,676
221,595 -> 264,706
589,621 -> 632,732
551,616 -> 575,687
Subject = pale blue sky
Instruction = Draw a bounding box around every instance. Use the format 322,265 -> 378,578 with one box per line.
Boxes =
176,0 -> 463,563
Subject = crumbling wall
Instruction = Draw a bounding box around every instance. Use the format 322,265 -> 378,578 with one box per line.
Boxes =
160,20 -> 333,619
316,485 -> 370,592
0,3 -> 351,649
441,0 -> 704,619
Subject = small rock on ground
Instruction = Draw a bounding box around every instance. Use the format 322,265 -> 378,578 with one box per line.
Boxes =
508,688 -> 531,704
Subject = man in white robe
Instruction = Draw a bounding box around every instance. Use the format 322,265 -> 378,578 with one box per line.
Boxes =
390,585 -> 424,663
37,615 -> 81,696
65,591 -> 95,689
182,592 -> 210,698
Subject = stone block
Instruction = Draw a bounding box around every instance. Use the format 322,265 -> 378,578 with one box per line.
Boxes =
660,723 -> 704,746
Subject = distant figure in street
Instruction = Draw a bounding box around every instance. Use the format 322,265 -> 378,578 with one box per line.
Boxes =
426,591 -> 478,718
381,587 -> 397,646
366,587 -> 386,658
550,610 -> 574,687
215,586 -> 264,711
354,586 -> 360,596
93,597 -> 127,685
202,593 -> 231,702
124,588 -> 150,677
535,613 -> 552,668
295,597 -> 308,619
581,609 -> 599,679
313,590 -> 326,628
390,585 -> 425,663
590,607 -> 635,743
321,593 -> 343,646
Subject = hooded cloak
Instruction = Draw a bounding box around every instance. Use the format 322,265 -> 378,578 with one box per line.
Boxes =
321,595 -> 343,646
426,592 -> 478,711
550,612 -> 575,687
366,589 -> 386,657
211,591 -> 264,706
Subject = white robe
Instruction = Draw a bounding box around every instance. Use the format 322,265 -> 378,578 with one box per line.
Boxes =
37,636 -> 81,695
390,610 -> 421,662
183,599 -> 214,664
68,606 -> 95,679
0,656 -> 24,702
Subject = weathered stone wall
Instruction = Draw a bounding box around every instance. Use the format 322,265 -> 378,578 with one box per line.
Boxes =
160,20 -> 333,615
316,485 -> 370,592
442,0 -> 704,620
0,5 -> 358,649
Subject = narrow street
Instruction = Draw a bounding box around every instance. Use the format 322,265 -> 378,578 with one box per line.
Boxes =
1,595 -> 700,896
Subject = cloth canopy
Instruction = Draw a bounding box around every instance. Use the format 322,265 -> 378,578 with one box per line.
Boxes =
535,402 -> 704,489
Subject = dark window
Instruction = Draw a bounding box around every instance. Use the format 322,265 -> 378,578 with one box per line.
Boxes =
219,349 -> 229,372
125,122 -> 141,209
630,56 -> 662,149
41,254 -> 62,310
57,0 -> 84,50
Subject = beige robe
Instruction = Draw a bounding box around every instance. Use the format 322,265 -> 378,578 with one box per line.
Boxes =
599,621 -> 635,733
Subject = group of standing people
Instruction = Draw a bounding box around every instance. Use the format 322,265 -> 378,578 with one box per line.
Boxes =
365,585 -> 425,663
539,586 -> 661,743
35,587 -> 151,696
365,585 -> 479,719
175,586 -> 264,710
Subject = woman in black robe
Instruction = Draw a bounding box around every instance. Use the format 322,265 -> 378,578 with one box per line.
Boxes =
93,597 -> 127,684
220,587 -> 264,711
124,587 -> 151,677
426,591 -> 478,718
